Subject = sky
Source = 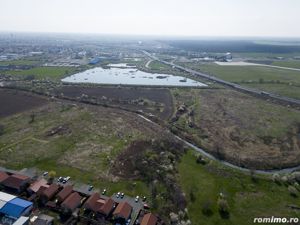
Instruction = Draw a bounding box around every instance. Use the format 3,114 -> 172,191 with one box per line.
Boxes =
0,0 -> 300,37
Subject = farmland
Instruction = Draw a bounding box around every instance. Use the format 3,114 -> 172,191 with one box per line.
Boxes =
0,88 -> 47,118
2,66 -> 78,80
181,63 -> 300,99
53,86 -> 174,120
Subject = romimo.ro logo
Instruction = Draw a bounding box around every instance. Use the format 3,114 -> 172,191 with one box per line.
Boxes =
253,217 -> 299,224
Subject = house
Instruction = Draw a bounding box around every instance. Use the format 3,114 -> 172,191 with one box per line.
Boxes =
83,192 -> 101,212
141,213 -> 158,225
0,171 -> 9,183
113,201 -> 132,221
12,216 -> 29,225
0,191 -> 33,219
39,184 -> 59,204
2,174 -> 30,193
56,185 -> 73,203
98,198 -> 115,218
61,192 -> 82,214
27,179 -> 49,195
30,214 -> 54,225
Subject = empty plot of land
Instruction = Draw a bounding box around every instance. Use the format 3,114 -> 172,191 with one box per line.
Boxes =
54,86 -> 174,120
0,89 -> 47,118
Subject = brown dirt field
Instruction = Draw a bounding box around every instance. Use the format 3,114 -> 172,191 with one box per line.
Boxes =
0,88 -> 47,118
53,86 -> 173,120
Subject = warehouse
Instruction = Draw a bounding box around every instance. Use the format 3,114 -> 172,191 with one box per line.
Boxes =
0,191 -> 33,219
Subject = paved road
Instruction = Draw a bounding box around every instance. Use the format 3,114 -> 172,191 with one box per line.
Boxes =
145,60 -> 153,69
142,51 -> 300,108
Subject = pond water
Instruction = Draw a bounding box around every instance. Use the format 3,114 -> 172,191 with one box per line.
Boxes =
62,65 -> 207,87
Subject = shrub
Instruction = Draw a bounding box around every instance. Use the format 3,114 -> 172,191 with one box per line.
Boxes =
288,186 -> 298,197
202,200 -> 213,216
218,198 -> 229,213
272,173 -> 281,184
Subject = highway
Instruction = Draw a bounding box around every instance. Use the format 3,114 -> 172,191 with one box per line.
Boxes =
142,51 -> 300,108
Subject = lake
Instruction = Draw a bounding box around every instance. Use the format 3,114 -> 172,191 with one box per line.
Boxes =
62,64 -> 207,87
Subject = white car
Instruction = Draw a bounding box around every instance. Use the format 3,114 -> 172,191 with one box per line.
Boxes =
135,195 -> 140,202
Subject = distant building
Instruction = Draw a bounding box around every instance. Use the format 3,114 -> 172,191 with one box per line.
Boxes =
0,191 -> 33,220
0,171 -> 9,183
141,213 -> 158,225
98,198 -> 115,218
2,174 -> 30,194
113,201 -> 132,222
89,58 -> 100,65
61,192 -> 82,214
27,179 -> 49,195
39,184 -> 59,204
30,214 -> 54,225
56,185 -> 73,203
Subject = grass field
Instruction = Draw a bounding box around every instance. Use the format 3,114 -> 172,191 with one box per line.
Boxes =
185,63 -> 300,99
0,59 -> 41,66
0,100 -> 169,197
178,150 -> 300,225
2,66 -> 77,80
171,88 -> 300,169
272,60 -> 300,69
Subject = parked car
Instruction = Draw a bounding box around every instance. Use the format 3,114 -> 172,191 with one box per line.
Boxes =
102,189 -> 107,195
135,196 -> 140,202
88,185 -> 93,191
121,192 -> 124,198
43,171 -> 48,176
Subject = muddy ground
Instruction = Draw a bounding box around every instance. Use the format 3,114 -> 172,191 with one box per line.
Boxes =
53,86 -> 173,120
0,88 -> 47,118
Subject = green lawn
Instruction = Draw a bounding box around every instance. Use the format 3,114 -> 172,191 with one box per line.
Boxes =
178,151 -> 300,225
2,66 -> 77,80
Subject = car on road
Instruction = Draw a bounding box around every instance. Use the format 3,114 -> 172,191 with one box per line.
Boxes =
135,195 -> 140,202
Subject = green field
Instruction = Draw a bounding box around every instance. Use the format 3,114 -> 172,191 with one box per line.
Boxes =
0,59 -> 41,66
189,63 -> 300,99
2,66 -> 77,80
272,60 -> 300,69
179,150 -> 300,225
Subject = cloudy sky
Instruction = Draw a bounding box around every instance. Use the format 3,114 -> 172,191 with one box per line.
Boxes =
0,0 -> 299,37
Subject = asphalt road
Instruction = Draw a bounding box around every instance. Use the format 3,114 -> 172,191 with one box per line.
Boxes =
142,51 -> 300,108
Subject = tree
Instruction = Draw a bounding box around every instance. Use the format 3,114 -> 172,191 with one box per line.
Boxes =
48,171 -> 56,184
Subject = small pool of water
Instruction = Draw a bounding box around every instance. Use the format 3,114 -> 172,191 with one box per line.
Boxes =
62,66 -> 207,87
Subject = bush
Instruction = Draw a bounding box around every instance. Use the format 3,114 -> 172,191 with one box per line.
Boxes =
272,173 -> 281,184
218,198 -> 229,213
288,185 -> 298,197
202,200 -> 213,216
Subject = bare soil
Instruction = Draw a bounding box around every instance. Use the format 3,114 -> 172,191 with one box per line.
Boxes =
53,86 -> 173,120
0,88 -> 47,118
